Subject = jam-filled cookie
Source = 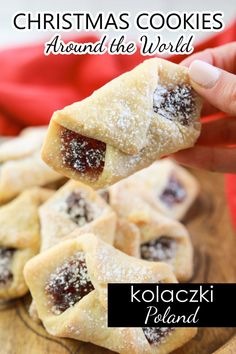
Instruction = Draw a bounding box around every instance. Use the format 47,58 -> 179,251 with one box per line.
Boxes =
0,127 -> 62,203
138,215 -> 193,282
108,186 -> 193,281
39,180 -> 117,251
24,234 -> 197,353
0,188 -> 53,300
120,159 -> 199,220
29,180 -> 116,320
42,58 -> 202,188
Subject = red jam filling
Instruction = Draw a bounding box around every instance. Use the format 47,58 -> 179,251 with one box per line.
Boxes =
153,84 -> 196,126
140,236 -> 177,262
160,174 -> 186,207
0,247 -> 15,286
65,191 -> 94,226
143,327 -> 174,345
60,127 -> 106,179
45,252 -> 94,315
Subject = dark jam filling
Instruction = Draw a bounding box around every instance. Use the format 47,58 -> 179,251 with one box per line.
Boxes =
60,127 -> 106,179
98,189 -> 110,204
65,191 -> 94,226
153,84 -> 196,126
143,327 -> 174,346
0,247 -> 15,286
140,236 -> 177,262
160,174 -> 187,208
45,252 -> 94,315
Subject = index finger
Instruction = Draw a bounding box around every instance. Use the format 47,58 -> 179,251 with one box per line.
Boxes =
181,42 -> 236,116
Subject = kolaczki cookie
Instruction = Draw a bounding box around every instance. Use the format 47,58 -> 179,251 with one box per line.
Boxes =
0,57 -> 201,354
42,58 -> 202,188
39,179 -> 117,251
0,126 -> 62,203
24,234 -> 197,354
106,177 -> 194,281
0,188 -> 53,300
105,159 -> 199,221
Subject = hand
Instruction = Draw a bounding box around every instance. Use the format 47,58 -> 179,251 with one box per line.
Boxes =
173,42 -> 236,173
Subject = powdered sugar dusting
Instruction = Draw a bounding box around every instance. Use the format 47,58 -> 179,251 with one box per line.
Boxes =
42,59 -> 201,188
0,247 -> 15,286
116,106 -> 133,130
95,245 -> 160,284
66,324 -> 81,336
160,173 -> 187,207
60,127 -> 106,180
57,189 -> 100,227
45,251 -> 94,315
153,84 -> 197,126
141,237 -> 177,262
65,191 -> 94,226
143,327 -> 174,346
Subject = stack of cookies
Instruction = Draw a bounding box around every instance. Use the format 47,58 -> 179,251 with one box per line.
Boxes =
0,58 -> 202,354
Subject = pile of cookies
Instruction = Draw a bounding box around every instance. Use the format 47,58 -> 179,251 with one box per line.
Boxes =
0,126 -> 199,354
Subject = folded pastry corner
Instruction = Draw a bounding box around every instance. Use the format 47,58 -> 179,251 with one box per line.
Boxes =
146,159 -> 199,220
0,126 -> 63,203
28,180 -> 116,322
108,183 -> 193,281
104,157 -> 199,222
114,218 -> 141,258
123,159 -> 199,220
42,58 -> 202,188
0,126 -> 47,163
0,187 -> 53,300
24,234 -> 197,354
39,180 -> 117,252
138,216 -> 193,282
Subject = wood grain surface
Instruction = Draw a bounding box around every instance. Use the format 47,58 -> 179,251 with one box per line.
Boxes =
0,168 -> 235,354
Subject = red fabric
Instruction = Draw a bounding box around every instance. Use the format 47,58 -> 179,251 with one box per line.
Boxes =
1,21 -> 235,135
0,21 -> 236,226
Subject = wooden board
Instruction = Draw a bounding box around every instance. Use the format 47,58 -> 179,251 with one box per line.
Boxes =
0,169 -> 235,354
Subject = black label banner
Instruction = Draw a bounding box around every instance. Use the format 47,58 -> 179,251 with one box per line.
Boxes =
108,283 -> 236,327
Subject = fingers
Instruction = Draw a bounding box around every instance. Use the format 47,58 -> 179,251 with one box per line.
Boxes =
181,42 -> 236,73
180,42 -> 236,116
182,48 -> 213,66
197,116 -> 236,146
176,43 -> 236,173
188,60 -> 236,115
173,146 -> 236,173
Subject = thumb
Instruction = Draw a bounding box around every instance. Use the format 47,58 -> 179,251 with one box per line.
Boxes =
188,60 -> 236,115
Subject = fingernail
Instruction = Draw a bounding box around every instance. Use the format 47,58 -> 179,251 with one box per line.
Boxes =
189,60 -> 220,88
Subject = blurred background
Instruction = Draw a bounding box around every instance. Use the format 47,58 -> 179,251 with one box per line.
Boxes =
0,1 -> 235,136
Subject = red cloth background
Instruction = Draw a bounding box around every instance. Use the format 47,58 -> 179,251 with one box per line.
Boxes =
0,22 -> 235,227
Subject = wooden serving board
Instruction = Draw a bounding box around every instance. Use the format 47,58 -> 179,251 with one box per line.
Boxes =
0,169 -> 235,354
